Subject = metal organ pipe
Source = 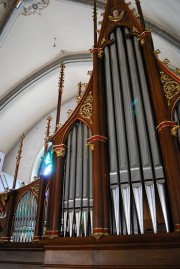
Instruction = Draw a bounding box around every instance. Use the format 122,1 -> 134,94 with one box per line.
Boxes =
62,122 -> 92,237
104,26 -> 170,235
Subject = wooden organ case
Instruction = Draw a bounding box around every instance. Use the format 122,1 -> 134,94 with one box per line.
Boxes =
0,0 -> 180,268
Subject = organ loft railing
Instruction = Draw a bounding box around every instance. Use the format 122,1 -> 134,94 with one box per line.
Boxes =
0,0 -> 179,243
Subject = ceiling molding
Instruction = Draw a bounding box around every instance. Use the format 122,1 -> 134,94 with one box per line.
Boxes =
0,51 -> 92,112
0,0 -> 179,113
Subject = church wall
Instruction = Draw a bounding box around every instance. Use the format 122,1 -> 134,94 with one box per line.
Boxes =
2,98 -> 76,184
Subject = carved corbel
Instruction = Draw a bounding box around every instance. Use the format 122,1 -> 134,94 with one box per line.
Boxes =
53,144 -> 67,158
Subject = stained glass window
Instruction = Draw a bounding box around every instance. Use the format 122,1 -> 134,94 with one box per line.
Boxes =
38,147 -> 53,177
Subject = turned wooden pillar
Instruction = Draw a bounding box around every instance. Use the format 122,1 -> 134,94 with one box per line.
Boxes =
141,33 -> 180,231
91,52 -> 110,237
90,1 -> 110,237
44,144 -> 66,237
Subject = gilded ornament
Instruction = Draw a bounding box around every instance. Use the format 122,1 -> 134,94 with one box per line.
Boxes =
174,68 -> 180,77
171,125 -> 180,137
160,71 -> 180,106
101,37 -> 106,46
80,91 -> 93,124
133,26 -> 140,34
163,58 -> 170,67
66,109 -> 73,118
154,49 -> 161,56
138,38 -> 145,46
0,193 -> 8,207
56,123 -> 62,130
31,184 -> 39,199
86,142 -> 94,151
55,148 -> 66,158
98,49 -> 104,59
108,10 -> 125,22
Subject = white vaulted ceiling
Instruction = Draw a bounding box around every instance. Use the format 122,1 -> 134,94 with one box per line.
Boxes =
0,0 -> 179,153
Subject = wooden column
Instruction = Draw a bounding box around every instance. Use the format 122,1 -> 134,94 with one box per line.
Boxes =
44,144 -> 66,238
141,33 -> 180,231
90,0 -> 110,238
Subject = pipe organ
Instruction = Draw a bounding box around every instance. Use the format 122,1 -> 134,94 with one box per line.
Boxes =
62,121 -> 93,237
104,27 -> 169,235
0,0 -> 179,268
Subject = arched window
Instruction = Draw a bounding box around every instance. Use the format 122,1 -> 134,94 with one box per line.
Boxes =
38,147 -> 53,177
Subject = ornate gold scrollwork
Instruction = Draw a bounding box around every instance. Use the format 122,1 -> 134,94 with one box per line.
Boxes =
108,10 -> 125,22
80,91 -> 93,124
160,71 -> 180,106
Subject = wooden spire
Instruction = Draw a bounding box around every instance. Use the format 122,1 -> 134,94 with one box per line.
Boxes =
55,63 -> 65,131
12,133 -> 25,190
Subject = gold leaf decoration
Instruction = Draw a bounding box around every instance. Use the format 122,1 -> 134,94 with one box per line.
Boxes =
108,10 -> 125,22
160,71 -> 180,106
80,91 -> 93,124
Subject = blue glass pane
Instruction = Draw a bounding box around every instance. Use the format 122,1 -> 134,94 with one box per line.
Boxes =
38,148 -> 53,177
44,164 -> 52,176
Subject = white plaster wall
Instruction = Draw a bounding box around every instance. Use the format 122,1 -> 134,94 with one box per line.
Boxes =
2,98 -> 76,184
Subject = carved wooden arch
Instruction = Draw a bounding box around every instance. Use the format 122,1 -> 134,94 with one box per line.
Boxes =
14,185 -> 39,213
12,181 -> 39,207
51,75 -> 93,146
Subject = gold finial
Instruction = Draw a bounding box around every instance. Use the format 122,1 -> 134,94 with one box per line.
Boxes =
56,122 -> 62,130
56,64 -> 65,131
67,109 -> 73,118
12,134 -> 25,189
163,58 -> 170,66
16,134 -> 25,165
44,115 -> 52,155
154,49 -> 161,56
58,63 -> 65,93
174,68 -> 180,76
